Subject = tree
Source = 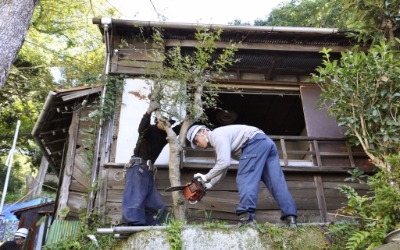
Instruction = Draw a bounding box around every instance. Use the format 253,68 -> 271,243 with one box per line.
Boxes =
313,42 -> 400,170
0,0 -> 40,89
0,0 -> 116,162
311,0 -> 399,173
0,0 -> 117,202
144,27 -> 237,220
343,0 -> 400,45
255,0 -> 348,29
311,0 -> 400,248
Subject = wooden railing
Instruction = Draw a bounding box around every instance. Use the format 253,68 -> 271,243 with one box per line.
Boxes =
182,136 -> 374,173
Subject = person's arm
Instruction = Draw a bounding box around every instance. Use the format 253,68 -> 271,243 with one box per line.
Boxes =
193,133 -> 231,189
138,100 -> 160,134
137,112 -> 151,134
208,169 -> 228,187
205,135 -> 232,181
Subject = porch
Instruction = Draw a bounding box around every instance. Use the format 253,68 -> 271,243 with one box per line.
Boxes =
99,135 -> 374,226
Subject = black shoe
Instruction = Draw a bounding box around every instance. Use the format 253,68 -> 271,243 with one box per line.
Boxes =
238,212 -> 256,227
238,219 -> 256,227
283,216 -> 297,228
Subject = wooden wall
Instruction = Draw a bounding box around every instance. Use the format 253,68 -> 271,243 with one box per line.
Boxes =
100,163 -> 370,226
57,104 -> 96,220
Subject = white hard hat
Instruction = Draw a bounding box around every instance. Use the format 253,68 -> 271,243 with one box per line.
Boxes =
187,125 -> 208,149
15,228 -> 28,238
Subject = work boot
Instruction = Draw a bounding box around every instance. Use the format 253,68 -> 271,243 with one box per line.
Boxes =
238,212 -> 255,227
283,216 -> 297,228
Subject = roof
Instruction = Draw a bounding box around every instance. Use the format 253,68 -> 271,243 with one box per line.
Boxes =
0,198 -> 48,221
93,18 -> 365,78
31,86 -> 102,175
11,201 -> 55,215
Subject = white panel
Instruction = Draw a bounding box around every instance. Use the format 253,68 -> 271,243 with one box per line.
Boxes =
115,78 -> 150,163
115,78 -> 183,165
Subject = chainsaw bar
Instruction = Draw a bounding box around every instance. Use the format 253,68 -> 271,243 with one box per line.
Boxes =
165,185 -> 187,192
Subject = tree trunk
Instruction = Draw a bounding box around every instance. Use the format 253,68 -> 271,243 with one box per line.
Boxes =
0,0 -> 39,88
167,133 -> 187,221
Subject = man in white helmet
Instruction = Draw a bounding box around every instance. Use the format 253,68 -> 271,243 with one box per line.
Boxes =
186,124 -> 297,227
0,227 -> 28,250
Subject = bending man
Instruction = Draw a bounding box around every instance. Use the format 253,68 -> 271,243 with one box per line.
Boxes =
186,124 -> 297,227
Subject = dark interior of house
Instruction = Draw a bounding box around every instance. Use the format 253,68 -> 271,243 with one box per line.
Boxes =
204,92 -> 306,136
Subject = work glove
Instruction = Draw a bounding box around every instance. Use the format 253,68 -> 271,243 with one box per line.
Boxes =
205,183 -> 212,190
147,101 -> 160,113
194,173 -> 207,183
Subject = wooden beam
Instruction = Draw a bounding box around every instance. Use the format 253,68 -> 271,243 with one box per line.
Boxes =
165,39 -> 354,53
39,127 -> 68,136
314,175 -> 328,222
214,79 -> 313,87
43,138 -> 66,146
41,117 -> 72,125
61,87 -> 102,101
56,110 -> 80,219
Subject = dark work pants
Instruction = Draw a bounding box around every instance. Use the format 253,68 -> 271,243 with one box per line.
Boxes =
236,133 -> 297,220
121,163 -> 167,226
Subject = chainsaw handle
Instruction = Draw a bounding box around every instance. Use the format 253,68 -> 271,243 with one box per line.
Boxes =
195,176 -> 204,184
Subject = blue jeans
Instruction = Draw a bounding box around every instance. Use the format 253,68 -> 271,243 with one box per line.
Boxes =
236,133 -> 297,220
121,163 -> 167,225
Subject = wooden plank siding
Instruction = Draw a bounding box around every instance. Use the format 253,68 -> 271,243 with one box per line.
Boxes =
56,103 -> 98,220
112,42 -> 163,75
101,152 -> 371,226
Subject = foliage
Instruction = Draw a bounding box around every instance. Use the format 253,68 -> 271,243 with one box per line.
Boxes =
343,0 -> 400,45
91,75 -> 126,122
78,74 -> 125,163
202,220 -> 227,229
165,220 -> 183,250
307,1 -> 400,249
28,0 -> 116,87
149,27 -> 238,123
0,163 -> 24,203
312,41 -> 400,170
327,155 -> 400,249
325,220 -> 360,250
255,0 -> 349,29
228,19 -> 251,26
257,223 -> 330,250
0,60 -> 52,157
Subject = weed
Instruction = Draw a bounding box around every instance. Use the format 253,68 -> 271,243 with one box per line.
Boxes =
165,220 -> 183,250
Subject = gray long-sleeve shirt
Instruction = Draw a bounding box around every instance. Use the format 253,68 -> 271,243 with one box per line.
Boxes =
205,125 -> 263,186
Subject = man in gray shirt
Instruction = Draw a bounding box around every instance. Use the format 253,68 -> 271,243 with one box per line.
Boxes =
186,124 -> 297,227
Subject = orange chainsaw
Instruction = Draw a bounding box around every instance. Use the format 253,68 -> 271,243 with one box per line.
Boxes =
165,178 -> 206,204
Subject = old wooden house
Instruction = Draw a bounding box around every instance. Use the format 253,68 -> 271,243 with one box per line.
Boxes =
32,18 -> 375,229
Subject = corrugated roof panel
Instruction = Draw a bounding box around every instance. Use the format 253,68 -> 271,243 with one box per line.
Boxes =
45,220 -> 81,245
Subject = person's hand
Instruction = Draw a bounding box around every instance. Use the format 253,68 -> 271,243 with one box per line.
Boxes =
194,173 -> 207,183
147,101 -> 159,114
205,183 -> 212,190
